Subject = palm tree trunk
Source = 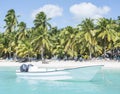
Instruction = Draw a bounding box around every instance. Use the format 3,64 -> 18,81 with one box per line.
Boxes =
103,38 -> 107,58
14,53 -> 17,61
89,51 -> 92,59
9,47 -> 12,60
41,45 -> 45,63
28,54 -> 31,62
103,46 -> 106,58
89,45 -> 92,59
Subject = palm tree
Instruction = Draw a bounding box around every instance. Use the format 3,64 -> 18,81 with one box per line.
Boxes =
17,21 -> 28,40
0,33 -> 4,58
32,12 -> 51,63
16,40 -> 36,61
0,33 -> 10,59
97,18 -> 118,58
49,27 -> 65,59
3,9 -> 18,59
4,9 -> 18,33
33,11 -> 51,29
59,26 -> 78,58
79,18 -> 99,59
111,17 -> 120,59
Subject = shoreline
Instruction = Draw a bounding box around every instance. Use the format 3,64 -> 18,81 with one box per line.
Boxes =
0,59 -> 120,68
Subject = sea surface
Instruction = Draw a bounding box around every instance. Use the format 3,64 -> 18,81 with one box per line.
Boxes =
0,66 -> 120,94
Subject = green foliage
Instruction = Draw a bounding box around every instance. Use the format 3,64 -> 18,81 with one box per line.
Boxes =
1,9 -> 120,60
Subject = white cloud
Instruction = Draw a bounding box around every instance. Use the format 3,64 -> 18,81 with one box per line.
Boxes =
32,4 -> 63,18
70,2 -> 110,20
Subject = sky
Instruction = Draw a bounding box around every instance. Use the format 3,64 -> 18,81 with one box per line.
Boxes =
0,0 -> 120,31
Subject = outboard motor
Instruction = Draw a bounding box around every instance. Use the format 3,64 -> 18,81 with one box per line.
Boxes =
20,64 -> 29,72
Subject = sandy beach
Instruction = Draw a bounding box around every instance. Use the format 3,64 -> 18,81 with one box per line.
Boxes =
0,59 -> 120,69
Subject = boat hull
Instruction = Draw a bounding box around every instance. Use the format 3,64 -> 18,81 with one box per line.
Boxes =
16,65 -> 103,81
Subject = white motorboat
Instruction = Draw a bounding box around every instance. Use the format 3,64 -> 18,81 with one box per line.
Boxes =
16,64 -> 103,81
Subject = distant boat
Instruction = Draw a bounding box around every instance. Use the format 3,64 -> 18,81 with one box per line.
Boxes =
16,64 -> 103,81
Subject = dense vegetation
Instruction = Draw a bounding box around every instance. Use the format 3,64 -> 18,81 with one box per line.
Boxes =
0,9 -> 120,62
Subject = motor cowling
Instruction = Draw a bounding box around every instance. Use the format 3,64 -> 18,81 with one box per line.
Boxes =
20,64 -> 29,72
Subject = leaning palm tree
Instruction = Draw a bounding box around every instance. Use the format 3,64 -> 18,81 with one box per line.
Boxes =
4,9 -> 18,59
4,9 -> 18,33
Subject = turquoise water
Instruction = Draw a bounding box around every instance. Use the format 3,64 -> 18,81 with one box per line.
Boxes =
0,67 -> 120,94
